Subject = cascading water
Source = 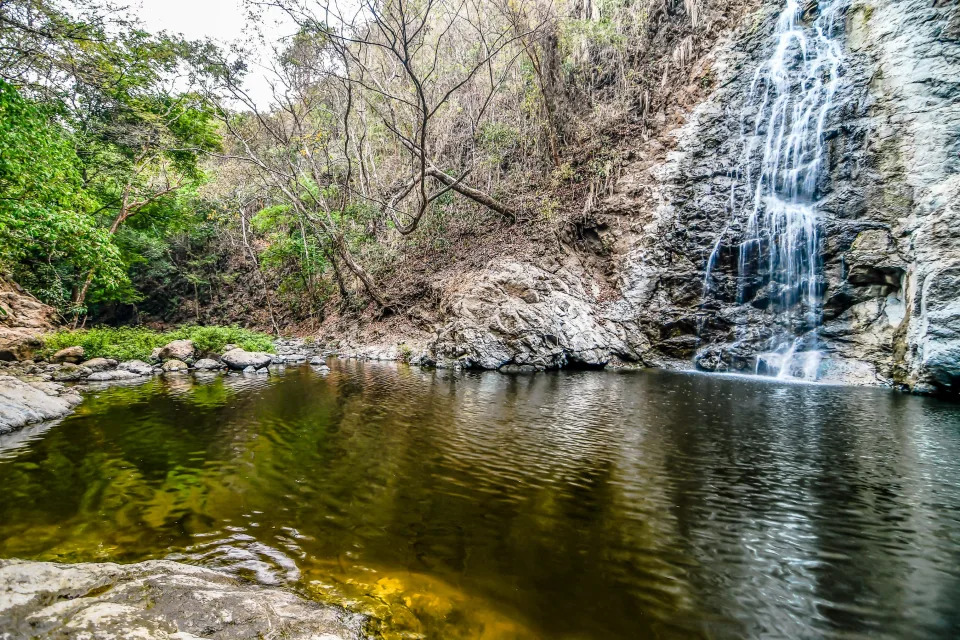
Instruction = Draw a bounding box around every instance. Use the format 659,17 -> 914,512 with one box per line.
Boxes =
701,0 -> 844,380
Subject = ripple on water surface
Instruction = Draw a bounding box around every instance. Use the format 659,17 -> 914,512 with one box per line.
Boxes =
0,363 -> 959,639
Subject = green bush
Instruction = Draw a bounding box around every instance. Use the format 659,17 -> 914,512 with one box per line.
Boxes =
40,325 -> 275,361
167,326 -> 275,355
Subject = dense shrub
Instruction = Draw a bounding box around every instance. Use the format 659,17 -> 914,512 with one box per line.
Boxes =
40,326 -> 275,361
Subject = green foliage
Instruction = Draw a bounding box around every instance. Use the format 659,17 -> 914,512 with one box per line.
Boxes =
0,1 -> 221,315
0,79 -> 128,311
166,326 -> 275,355
41,325 -> 275,361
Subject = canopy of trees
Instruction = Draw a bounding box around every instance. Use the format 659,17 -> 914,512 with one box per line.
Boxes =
0,0 -> 709,327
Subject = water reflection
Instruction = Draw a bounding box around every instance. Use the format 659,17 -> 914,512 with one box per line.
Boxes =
0,363 -> 959,638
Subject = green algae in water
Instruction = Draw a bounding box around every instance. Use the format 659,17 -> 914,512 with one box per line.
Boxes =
2,364 -> 960,638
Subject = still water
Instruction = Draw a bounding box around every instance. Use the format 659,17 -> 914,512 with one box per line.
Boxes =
1,362 -> 959,639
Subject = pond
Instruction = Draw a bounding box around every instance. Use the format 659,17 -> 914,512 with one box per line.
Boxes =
1,362 -> 959,639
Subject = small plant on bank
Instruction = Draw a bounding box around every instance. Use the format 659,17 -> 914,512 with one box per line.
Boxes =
40,326 -> 275,361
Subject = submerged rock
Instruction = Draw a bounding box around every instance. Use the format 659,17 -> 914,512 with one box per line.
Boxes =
0,375 -> 81,435
221,349 -> 273,371
0,559 -> 368,640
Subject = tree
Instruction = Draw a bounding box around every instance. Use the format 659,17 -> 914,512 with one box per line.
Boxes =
0,0 -> 221,318
0,78 -> 127,309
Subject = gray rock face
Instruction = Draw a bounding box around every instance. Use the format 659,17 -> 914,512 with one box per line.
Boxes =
118,360 -> 154,376
157,340 -> 195,361
193,358 -> 223,370
618,0 -> 960,392
51,346 -> 84,364
430,260 -> 626,370
0,375 -> 82,434
221,349 -> 273,371
0,559 -> 368,640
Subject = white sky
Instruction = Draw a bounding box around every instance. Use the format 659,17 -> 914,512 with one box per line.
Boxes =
132,0 -> 294,107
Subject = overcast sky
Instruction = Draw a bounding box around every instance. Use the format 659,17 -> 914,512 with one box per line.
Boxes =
132,0 -> 293,107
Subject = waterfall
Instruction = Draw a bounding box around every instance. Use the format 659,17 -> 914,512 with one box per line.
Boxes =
702,0 -> 844,380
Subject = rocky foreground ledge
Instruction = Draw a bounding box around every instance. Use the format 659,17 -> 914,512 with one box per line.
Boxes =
0,559 -> 369,640
0,375 -> 82,436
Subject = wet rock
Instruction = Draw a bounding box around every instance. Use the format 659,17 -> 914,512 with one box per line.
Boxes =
118,360 -> 154,376
157,340 -> 195,361
498,363 -> 542,374
86,370 -> 143,382
51,346 -> 84,364
221,349 -> 273,371
242,365 -> 256,374
51,363 -> 87,382
0,375 -> 82,435
79,358 -> 117,372
193,358 -> 223,370
0,559 -> 368,640
308,356 -> 325,365
161,359 -> 189,373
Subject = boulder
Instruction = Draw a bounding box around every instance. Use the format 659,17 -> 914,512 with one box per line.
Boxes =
118,360 -> 154,376
221,348 -> 273,370
79,357 -> 117,372
308,356 -> 326,365
161,359 -> 189,373
51,363 -> 86,382
86,370 -> 142,382
242,365 -> 256,373
0,278 -> 57,361
51,346 -> 84,364
0,375 -> 82,435
193,358 -> 223,370
0,559 -> 367,640
157,339 -> 195,361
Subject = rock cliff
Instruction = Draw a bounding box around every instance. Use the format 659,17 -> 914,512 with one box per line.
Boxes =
415,0 -> 960,394
0,278 -> 56,362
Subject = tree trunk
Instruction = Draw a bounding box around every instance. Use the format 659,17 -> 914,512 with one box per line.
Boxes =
332,234 -> 390,309
425,167 -> 517,222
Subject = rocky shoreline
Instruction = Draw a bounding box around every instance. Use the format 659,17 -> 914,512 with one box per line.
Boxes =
0,559 -> 369,640
0,338 -> 335,435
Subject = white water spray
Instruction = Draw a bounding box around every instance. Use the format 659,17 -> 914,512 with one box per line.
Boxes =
702,0 -> 844,380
